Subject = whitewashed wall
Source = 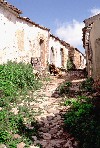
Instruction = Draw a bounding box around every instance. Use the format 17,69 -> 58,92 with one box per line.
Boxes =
49,36 -> 68,68
0,4 -> 49,68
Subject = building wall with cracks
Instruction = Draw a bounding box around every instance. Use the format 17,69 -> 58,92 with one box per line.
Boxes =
0,1 -> 49,70
0,0 -> 85,71
83,13 -> 100,79
48,34 -> 69,68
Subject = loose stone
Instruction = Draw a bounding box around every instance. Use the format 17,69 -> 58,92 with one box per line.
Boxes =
43,133 -> 51,140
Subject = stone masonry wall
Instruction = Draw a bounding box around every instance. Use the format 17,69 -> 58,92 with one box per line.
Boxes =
68,46 -> 85,69
74,49 -> 85,69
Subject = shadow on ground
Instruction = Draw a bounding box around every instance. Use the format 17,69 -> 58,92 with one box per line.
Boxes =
16,71 -> 100,148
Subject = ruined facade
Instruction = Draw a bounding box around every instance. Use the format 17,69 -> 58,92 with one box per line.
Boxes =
68,46 -> 85,69
83,14 -> 100,79
0,0 -> 85,70
48,34 -> 70,68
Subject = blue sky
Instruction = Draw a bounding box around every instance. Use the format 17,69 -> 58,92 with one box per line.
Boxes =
7,0 -> 100,53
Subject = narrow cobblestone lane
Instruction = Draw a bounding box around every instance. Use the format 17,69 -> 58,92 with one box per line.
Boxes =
30,75 -> 80,148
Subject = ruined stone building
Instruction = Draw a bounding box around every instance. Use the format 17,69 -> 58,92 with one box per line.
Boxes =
68,46 -> 85,69
0,0 -> 85,70
83,13 -> 100,79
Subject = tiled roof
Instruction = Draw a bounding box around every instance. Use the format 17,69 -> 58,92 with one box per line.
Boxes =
50,34 -> 84,56
50,34 -> 70,47
18,16 -> 50,31
0,0 -> 22,14
0,1 -> 50,31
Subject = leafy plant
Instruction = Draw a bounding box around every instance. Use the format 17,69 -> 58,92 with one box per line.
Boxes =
67,58 -> 76,70
64,96 -> 100,148
0,61 -> 41,147
0,61 -> 42,96
79,77 -> 94,92
58,81 -> 72,94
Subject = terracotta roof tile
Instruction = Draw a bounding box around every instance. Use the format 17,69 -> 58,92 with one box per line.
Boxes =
18,16 -> 50,31
50,34 -> 70,47
0,0 -> 22,14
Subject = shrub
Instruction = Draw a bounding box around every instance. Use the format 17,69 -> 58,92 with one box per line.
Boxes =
58,81 -> 72,94
0,61 -> 41,97
64,96 -> 100,148
79,77 -> 94,92
67,58 -> 76,70
0,61 -> 41,147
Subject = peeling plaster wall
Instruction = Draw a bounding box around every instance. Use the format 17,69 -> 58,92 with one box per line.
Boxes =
0,5 -> 49,69
90,19 -> 100,79
0,6 -> 18,64
49,36 -> 68,68
16,19 -> 49,68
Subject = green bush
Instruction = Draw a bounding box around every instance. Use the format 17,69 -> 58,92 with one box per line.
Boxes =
0,61 -> 41,147
0,61 -> 41,96
0,110 -> 22,143
80,77 -> 94,92
67,58 -> 76,70
58,81 -> 72,94
64,96 -> 100,148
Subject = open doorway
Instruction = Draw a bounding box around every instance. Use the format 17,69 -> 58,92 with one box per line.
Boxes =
50,46 -> 55,64
60,48 -> 64,67
40,39 -> 45,67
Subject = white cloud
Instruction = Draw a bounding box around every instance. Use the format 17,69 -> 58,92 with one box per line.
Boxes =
90,8 -> 100,16
55,20 -> 84,47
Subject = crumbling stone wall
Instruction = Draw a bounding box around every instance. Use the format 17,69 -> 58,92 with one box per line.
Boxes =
68,47 -> 85,69
74,49 -> 85,69
83,14 -> 100,78
90,19 -> 100,79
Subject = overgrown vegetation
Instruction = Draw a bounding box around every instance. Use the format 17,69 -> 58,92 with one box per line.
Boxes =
64,95 -> 100,148
79,77 -> 94,92
58,81 -> 72,94
67,58 -> 76,70
0,61 -> 42,147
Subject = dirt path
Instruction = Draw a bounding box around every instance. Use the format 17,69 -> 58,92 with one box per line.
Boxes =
30,76 -> 79,148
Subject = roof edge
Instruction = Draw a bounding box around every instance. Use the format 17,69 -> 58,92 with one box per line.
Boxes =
75,48 -> 85,57
0,0 -> 22,14
18,16 -> 50,31
83,13 -> 100,24
50,34 -> 70,47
